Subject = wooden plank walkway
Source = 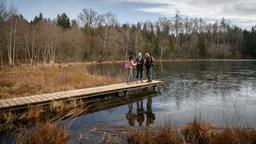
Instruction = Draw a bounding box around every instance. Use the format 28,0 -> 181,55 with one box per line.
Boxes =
0,80 -> 162,110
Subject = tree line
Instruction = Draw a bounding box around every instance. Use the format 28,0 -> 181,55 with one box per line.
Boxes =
1,0 -> 256,66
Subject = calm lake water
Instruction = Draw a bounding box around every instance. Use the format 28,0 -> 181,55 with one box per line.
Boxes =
61,61 -> 256,136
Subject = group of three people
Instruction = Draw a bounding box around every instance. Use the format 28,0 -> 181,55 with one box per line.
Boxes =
126,52 -> 154,84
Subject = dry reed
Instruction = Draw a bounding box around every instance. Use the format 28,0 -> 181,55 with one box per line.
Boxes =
0,64 -> 122,99
16,122 -> 69,144
128,119 -> 256,144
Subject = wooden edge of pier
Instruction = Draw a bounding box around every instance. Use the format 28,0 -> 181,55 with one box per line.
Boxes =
0,80 -> 162,110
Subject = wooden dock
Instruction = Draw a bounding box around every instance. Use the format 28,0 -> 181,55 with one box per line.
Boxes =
0,80 -> 162,110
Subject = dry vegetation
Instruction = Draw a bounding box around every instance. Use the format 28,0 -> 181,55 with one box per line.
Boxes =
128,119 -> 256,144
7,119 -> 256,144
0,98 -> 89,132
0,64 -> 122,99
16,122 -> 69,144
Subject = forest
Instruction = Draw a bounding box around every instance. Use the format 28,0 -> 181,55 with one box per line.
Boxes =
1,0 -> 256,66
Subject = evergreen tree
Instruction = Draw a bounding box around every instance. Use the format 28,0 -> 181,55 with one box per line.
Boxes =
32,12 -> 44,24
71,19 -> 78,27
57,13 -> 70,29
198,34 -> 207,58
243,26 -> 256,57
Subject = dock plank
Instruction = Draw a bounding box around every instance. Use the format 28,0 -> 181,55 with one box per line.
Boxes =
5,99 -> 16,106
0,100 -> 9,108
0,80 -> 162,109
29,96 -> 42,102
24,97 -> 37,103
36,96 -> 47,101
18,98 -> 30,105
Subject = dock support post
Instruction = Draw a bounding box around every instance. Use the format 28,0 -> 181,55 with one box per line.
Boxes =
153,85 -> 157,92
143,87 -> 148,91
115,92 -> 119,97
124,90 -> 128,96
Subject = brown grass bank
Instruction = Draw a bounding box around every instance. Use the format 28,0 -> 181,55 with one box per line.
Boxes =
14,120 -> 256,144
0,64 -> 122,99
0,98 -> 89,132
16,122 -> 69,144
128,120 -> 256,144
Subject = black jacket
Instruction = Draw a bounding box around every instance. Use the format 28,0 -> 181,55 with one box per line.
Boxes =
136,57 -> 144,69
145,57 -> 152,69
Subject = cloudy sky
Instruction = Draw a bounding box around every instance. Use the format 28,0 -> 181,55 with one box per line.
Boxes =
7,0 -> 256,29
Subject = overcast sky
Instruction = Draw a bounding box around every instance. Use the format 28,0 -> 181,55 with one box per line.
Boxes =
7,0 -> 256,29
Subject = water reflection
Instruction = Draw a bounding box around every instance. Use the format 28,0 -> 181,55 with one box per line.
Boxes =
126,103 -> 136,126
125,96 -> 155,126
60,91 -> 158,130
146,96 -> 155,126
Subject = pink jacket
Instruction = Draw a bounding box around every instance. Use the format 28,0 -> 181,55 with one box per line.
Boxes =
128,60 -> 136,69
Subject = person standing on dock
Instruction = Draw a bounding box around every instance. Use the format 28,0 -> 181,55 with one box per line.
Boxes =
145,53 -> 153,83
125,56 -> 137,84
136,53 -> 144,83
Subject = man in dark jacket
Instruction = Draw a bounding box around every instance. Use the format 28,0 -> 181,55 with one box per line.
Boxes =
136,53 -> 144,83
145,53 -> 153,82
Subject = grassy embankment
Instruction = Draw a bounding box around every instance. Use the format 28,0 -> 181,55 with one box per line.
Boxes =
15,119 -> 256,144
128,120 -> 256,144
0,63 -> 123,99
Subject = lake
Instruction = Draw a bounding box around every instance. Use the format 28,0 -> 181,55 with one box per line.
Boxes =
58,60 -> 256,142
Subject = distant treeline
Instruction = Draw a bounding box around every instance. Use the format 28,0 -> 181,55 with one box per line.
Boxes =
0,0 -> 256,66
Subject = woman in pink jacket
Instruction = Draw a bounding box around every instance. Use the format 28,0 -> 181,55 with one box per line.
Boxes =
127,56 -> 137,84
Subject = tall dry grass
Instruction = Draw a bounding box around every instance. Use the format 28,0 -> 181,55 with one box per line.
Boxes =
16,122 -> 69,144
212,128 -> 256,144
127,119 -> 256,144
8,118 -> 256,144
182,119 -> 212,144
0,98 -> 89,132
0,64 -> 122,99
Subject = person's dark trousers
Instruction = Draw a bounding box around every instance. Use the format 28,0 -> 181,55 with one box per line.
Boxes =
146,67 -> 152,82
136,68 -> 143,80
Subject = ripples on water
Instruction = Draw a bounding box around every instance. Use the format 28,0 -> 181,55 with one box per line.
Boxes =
157,61 -> 256,128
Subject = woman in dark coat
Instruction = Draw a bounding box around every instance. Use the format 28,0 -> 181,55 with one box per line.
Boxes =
145,53 -> 153,82
136,53 -> 144,83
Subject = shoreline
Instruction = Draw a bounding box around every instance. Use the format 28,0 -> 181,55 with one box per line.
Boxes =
1,58 -> 256,69
158,59 -> 256,62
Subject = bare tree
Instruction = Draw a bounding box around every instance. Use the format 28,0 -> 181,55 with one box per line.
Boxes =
157,17 -> 172,59
6,6 -> 17,66
0,4 -> 250,65
79,8 -> 100,60
100,12 -> 117,60
0,0 -> 7,66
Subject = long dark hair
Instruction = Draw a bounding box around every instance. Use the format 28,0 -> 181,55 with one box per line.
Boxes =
128,56 -> 133,61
